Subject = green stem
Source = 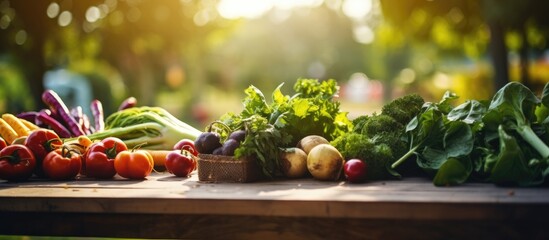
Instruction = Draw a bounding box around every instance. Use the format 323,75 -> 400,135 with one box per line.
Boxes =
517,125 -> 549,159
391,145 -> 420,169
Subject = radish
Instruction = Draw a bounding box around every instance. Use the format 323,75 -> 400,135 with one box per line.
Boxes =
344,159 -> 367,183
41,90 -> 85,137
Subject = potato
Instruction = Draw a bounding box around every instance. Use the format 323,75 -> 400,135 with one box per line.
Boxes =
297,135 -> 329,155
280,147 -> 308,178
307,144 -> 344,181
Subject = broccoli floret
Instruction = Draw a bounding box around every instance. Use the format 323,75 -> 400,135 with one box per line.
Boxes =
351,115 -> 370,134
359,114 -> 403,137
381,94 -> 425,126
331,133 -> 398,180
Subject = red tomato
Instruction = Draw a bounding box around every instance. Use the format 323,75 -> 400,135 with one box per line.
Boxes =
173,139 -> 198,156
43,146 -> 82,180
165,149 -> 195,177
114,150 -> 154,179
24,129 -> 62,177
0,144 -> 36,181
0,137 -> 7,151
84,137 -> 128,179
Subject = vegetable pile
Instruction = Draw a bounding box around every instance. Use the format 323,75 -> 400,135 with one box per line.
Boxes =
341,81 -> 549,187
196,78 -> 352,178
0,88 -> 200,182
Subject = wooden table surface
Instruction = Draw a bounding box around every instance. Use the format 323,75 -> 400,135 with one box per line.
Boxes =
0,172 -> 548,239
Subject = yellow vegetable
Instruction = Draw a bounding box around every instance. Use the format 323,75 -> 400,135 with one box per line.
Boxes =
0,118 -> 18,144
19,118 -> 40,131
2,113 -> 30,136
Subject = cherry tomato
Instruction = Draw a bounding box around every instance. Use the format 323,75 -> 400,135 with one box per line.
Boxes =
173,139 -> 198,156
0,137 -> 7,151
165,149 -> 195,177
84,137 -> 128,179
344,159 -> 368,183
43,146 -> 82,180
0,144 -> 36,181
114,150 -> 154,179
24,129 -> 62,177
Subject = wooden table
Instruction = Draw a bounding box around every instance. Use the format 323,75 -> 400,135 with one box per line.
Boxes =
0,172 -> 547,239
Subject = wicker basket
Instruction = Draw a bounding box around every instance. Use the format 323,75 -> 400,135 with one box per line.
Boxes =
197,154 -> 261,183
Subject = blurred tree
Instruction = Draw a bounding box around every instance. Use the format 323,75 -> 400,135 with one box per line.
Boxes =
0,0 -> 225,113
379,0 -> 549,91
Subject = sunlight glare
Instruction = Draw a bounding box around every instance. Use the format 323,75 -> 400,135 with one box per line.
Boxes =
342,0 -> 372,20
217,0 -> 324,19
217,0 -> 273,19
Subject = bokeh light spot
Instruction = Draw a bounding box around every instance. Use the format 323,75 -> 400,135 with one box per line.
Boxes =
86,6 -> 101,23
46,2 -> 60,18
58,11 -> 72,27
14,29 -> 27,45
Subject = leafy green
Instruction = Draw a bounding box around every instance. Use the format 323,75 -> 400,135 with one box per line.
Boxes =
390,92 -> 484,186
485,126 -> 544,186
82,106 -> 202,150
482,82 -> 549,159
219,78 -> 352,178
331,94 -> 425,180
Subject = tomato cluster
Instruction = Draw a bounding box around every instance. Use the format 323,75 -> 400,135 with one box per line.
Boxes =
0,129 -> 198,181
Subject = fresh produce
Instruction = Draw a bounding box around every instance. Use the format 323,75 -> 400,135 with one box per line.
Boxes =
90,99 -> 105,132
173,139 -> 198,156
297,135 -> 329,155
165,148 -> 196,177
331,94 -> 424,180
280,147 -> 308,178
0,118 -> 18,144
0,137 -> 6,151
2,113 -> 30,137
42,146 -> 82,180
143,150 -> 172,167
217,78 -> 351,178
42,90 -> 86,137
114,149 -> 154,179
0,144 -> 36,181
24,129 -> 63,177
0,113 -> 38,144
194,131 -> 222,154
83,106 -> 201,150
307,143 -> 344,181
383,82 -> 549,187
118,96 -> 137,110
344,159 -> 367,183
85,137 -> 128,179
226,115 -> 291,177
36,110 -> 72,138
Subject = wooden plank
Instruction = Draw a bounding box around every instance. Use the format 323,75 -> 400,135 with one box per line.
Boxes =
1,173 -> 549,221
0,212 -> 546,239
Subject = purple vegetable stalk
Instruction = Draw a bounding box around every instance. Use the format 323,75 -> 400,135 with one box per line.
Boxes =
16,111 -> 39,123
118,96 -> 137,111
90,99 -> 104,132
41,90 -> 85,137
37,111 -> 72,138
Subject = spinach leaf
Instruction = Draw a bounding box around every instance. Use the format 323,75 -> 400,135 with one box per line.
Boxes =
433,157 -> 472,186
487,125 -> 543,186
